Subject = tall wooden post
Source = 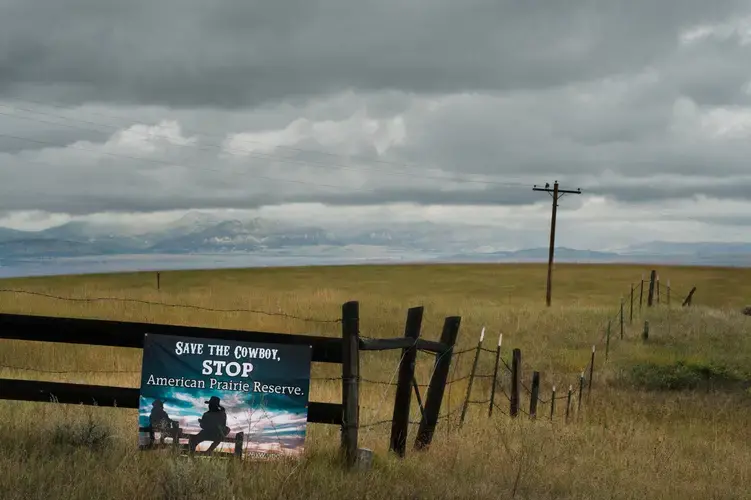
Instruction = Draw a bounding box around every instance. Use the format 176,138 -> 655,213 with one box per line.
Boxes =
545,182 -> 560,307
389,306 -> 423,457
414,316 -> 461,451
341,301 -> 360,468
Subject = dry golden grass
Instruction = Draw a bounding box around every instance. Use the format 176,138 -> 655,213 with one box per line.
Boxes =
0,263 -> 750,499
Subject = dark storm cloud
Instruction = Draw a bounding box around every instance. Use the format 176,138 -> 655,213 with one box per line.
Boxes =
0,0 -> 750,219
0,0 -> 747,108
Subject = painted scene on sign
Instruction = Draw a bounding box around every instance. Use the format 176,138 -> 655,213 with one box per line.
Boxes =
137,333 -> 312,458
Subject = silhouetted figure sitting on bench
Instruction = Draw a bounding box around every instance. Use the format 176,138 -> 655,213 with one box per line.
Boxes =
189,396 -> 230,454
149,399 -> 177,444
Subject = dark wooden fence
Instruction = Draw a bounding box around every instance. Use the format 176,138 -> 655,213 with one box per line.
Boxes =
0,301 -> 462,468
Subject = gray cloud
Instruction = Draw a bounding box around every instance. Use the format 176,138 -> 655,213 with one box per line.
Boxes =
1,0 -> 747,108
590,182 -> 751,204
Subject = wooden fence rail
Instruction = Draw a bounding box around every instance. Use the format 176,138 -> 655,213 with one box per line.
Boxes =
0,301 -> 463,468
138,425 -> 246,457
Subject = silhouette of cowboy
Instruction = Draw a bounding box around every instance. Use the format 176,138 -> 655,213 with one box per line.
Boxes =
149,399 -> 177,444
189,396 -> 230,454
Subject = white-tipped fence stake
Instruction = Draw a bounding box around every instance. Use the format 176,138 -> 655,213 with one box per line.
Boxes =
460,327 -> 484,425
488,333 -> 503,417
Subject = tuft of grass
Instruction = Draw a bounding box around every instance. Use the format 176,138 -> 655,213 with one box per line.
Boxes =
50,411 -> 113,450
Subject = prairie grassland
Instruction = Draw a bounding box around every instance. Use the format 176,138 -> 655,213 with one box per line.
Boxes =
0,263 -> 750,500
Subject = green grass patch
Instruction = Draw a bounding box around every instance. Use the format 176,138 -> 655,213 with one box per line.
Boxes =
621,360 -> 749,391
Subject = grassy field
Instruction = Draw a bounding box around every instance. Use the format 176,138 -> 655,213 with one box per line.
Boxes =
0,263 -> 750,500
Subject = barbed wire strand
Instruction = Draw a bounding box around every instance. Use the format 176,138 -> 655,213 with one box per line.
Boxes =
0,289 -> 341,324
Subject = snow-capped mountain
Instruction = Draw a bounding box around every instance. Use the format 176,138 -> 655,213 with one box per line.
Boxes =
0,212 -> 750,267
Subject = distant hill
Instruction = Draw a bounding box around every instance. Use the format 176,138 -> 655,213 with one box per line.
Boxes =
0,214 -> 749,267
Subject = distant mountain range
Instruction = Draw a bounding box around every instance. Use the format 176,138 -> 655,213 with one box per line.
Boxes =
0,212 -> 749,267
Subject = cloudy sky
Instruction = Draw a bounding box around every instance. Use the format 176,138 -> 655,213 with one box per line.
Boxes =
1,0 -> 751,250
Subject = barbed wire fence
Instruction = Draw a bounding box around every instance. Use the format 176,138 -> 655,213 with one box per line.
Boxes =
454,271 -> 695,425
0,269 -> 695,449
0,288 -> 342,324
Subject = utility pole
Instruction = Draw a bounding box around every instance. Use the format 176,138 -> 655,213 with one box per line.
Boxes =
533,180 -> 582,307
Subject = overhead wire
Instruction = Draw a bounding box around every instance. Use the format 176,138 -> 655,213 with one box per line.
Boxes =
0,103 -> 531,189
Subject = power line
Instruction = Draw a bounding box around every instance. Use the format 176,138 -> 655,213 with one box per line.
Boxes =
0,103 -> 530,189
2,96 -> 446,174
532,181 -> 582,307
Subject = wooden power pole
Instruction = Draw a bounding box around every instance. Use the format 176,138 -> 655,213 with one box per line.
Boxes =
533,180 -> 582,307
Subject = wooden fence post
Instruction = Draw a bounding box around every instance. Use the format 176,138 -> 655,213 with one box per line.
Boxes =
639,275 -> 644,313
577,372 -> 584,413
156,272 -> 161,291
620,298 -> 624,339
341,301 -> 360,468
389,306 -> 423,458
460,328 -> 484,426
647,270 -> 656,307
667,280 -> 671,306
550,386 -> 556,420
565,385 -> 572,423
488,333 -> 502,417
529,371 -> 540,419
414,316 -> 461,451
510,348 -> 521,418
642,320 -> 649,342
629,283 -> 634,323
682,287 -> 697,307
587,346 -> 595,396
